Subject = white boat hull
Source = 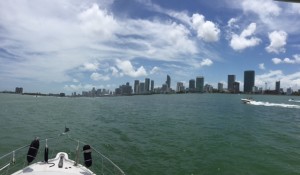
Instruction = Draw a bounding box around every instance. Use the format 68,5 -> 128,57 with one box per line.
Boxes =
12,152 -> 95,175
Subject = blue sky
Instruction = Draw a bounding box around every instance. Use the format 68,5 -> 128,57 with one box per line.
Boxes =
0,0 -> 300,94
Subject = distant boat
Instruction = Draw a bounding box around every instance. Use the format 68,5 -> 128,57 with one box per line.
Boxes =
289,99 -> 300,102
241,98 -> 253,104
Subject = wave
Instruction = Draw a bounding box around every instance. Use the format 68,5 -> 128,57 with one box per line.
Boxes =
248,100 -> 300,109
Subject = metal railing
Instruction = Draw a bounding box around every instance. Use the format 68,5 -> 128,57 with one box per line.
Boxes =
0,132 -> 125,175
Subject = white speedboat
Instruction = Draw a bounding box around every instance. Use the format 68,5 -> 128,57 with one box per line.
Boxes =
241,98 -> 253,104
0,128 -> 125,175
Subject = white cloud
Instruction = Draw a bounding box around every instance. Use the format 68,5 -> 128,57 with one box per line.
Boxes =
241,0 -> 281,18
227,18 -> 239,29
191,14 -> 220,42
115,59 -> 147,77
259,63 -> 265,70
78,3 -> 118,40
256,70 -> 300,90
0,1 -> 202,86
256,70 -> 283,88
233,0 -> 300,34
230,23 -> 261,51
200,58 -> 213,67
272,55 -> 300,64
289,3 -> 300,14
150,66 -> 160,74
110,66 -> 119,77
192,58 -> 213,68
81,62 -> 99,71
90,72 -> 110,81
272,58 -> 282,64
266,30 -> 287,54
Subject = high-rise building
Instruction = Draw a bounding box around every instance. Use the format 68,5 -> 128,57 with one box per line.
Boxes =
145,78 -> 150,92
189,79 -> 195,92
196,76 -> 204,93
15,87 -> 23,94
166,75 -> 171,89
204,84 -> 213,93
276,81 -> 280,94
176,82 -> 185,92
134,80 -> 139,94
244,70 -> 255,93
115,82 -> 132,95
287,87 -> 293,95
228,75 -> 236,92
151,80 -> 154,92
139,82 -> 145,94
233,82 -> 240,93
218,83 -> 223,92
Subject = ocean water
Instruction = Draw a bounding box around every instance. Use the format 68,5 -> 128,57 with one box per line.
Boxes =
1,93 -> 300,175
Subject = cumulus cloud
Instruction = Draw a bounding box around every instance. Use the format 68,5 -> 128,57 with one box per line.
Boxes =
191,14 -> 220,42
241,0 -> 281,18
200,58 -> 213,66
256,70 -> 283,88
115,59 -> 147,77
78,3 -> 118,40
139,0 -> 221,43
266,30 -> 287,54
0,0 -> 203,88
272,55 -> 300,64
81,62 -> 99,71
227,18 -> 239,29
230,23 -> 261,51
192,58 -> 213,68
110,66 -> 119,77
256,70 -> 300,90
259,63 -> 265,70
150,66 -> 160,74
90,72 -> 110,81
234,0 -> 300,34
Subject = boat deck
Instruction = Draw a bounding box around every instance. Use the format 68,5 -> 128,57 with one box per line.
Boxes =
12,152 -> 94,175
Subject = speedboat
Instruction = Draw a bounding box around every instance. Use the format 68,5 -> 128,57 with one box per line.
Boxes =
241,98 -> 253,104
0,127 -> 125,175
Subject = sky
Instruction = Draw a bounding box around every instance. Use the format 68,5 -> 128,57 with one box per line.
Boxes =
0,0 -> 300,94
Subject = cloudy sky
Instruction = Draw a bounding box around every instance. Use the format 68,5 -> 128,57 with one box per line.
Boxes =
0,0 -> 300,94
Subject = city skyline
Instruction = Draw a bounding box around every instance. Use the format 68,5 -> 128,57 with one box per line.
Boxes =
0,0 -> 300,94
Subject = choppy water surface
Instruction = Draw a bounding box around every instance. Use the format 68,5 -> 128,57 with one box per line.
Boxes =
1,93 -> 300,175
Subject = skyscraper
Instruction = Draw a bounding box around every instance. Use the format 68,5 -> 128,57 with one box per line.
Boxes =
166,75 -> 171,89
244,70 -> 255,93
189,79 -> 195,92
134,80 -> 139,94
139,82 -> 145,94
196,76 -> 204,92
218,83 -> 223,92
145,78 -> 150,92
228,75 -> 236,92
233,82 -> 240,93
176,82 -> 185,92
276,81 -> 280,94
151,80 -> 154,92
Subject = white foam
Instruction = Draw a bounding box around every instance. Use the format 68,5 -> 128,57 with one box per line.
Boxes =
248,100 -> 300,109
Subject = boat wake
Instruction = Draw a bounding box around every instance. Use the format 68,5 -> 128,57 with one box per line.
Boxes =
248,100 -> 300,109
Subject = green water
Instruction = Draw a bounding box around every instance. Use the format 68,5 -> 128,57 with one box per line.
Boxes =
1,93 -> 300,175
